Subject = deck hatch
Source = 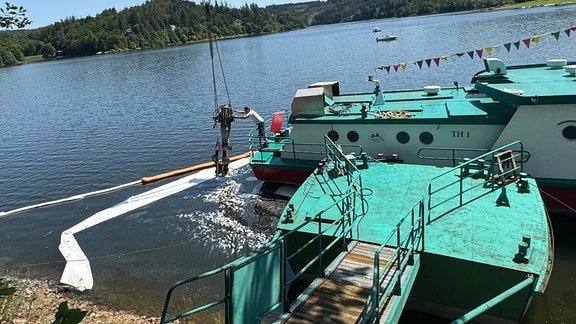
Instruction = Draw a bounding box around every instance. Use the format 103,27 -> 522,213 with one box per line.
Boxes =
446,100 -> 488,117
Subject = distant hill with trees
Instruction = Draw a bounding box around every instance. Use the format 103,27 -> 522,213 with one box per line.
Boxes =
0,0 -> 304,66
266,0 -> 517,25
1,0 -> 524,67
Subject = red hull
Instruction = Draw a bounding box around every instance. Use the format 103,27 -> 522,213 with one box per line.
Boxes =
250,165 -> 311,186
538,185 -> 576,215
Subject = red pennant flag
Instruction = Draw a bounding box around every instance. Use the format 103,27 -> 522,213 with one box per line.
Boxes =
522,38 -> 531,48
393,64 -> 399,72
433,57 -> 440,66
475,49 -> 483,58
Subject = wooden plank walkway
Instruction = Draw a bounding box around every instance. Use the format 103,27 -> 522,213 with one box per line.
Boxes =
284,242 -> 398,323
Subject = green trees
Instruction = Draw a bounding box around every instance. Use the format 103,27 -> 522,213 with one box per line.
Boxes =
0,2 -> 30,29
0,2 -> 31,66
0,0 -> 518,67
310,0 -> 514,25
0,0 -> 304,66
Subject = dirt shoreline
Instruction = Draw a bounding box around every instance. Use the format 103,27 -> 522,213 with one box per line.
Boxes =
1,276 -> 162,324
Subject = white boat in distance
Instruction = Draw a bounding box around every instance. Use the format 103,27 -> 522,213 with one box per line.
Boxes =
377,34 -> 398,41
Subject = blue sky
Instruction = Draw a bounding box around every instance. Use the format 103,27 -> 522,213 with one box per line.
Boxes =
16,0 -> 306,29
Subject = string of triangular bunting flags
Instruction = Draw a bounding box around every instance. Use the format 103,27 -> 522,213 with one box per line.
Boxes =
377,25 -> 576,73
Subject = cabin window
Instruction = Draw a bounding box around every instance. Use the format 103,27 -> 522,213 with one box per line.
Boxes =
396,131 -> 410,144
562,125 -> 576,140
419,132 -> 434,145
347,131 -> 359,142
327,130 -> 339,142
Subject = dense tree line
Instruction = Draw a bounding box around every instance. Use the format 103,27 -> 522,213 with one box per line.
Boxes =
0,0 -> 523,67
266,0 -> 518,25
0,0 -> 304,66
310,0 -> 516,25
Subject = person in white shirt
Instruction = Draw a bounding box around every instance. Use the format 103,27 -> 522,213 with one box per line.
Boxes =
234,106 -> 269,146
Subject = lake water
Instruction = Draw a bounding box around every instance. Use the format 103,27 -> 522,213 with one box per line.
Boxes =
1,5 -> 575,322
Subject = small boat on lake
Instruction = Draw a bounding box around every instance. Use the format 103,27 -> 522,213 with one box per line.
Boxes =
377,34 -> 398,41
161,139 -> 554,323
373,27 -> 381,32
248,58 -> 576,215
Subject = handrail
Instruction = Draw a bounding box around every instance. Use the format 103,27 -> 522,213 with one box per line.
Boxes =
160,136 -> 364,323
359,200 -> 425,323
247,111 -> 364,161
427,141 -> 525,222
451,275 -> 535,324
417,146 -> 530,167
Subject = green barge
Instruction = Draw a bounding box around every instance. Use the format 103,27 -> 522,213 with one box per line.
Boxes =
161,139 -> 553,323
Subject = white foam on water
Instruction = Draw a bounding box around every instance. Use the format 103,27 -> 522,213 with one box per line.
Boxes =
178,178 -> 271,256
58,157 -> 252,290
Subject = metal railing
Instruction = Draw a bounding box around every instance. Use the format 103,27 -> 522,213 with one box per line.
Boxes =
248,111 -> 364,162
359,200 -> 425,323
418,146 -> 530,167
426,141 -> 525,223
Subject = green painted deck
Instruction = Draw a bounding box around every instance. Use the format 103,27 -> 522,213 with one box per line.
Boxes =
293,89 -> 497,122
278,159 -> 550,284
161,143 -> 553,323
475,62 -> 576,98
275,141 -> 553,322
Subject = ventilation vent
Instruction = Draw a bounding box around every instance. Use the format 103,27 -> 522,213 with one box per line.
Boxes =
424,85 -> 441,95
485,58 -> 507,75
546,59 -> 566,69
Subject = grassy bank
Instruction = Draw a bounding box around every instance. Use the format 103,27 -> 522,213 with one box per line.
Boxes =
498,0 -> 574,9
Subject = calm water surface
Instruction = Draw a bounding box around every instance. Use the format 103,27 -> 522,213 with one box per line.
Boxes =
1,5 -> 575,322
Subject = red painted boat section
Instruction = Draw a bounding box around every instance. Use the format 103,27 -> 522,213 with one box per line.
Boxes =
538,186 -> 576,215
250,165 -> 311,186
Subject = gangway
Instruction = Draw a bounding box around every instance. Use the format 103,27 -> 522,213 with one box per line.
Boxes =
283,242 -> 420,323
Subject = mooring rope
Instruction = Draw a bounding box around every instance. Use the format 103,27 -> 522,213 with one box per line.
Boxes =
374,110 -> 414,119
538,188 -> 576,214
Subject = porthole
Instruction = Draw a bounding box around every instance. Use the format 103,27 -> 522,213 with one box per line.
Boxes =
562,125 -> 576,140
396,131 -> 410,144
347,131 -> 359,142
327,130 -> 339,142
419,131 -> 434,145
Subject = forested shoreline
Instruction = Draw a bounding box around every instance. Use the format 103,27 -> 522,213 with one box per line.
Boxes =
0,0 -> 561,67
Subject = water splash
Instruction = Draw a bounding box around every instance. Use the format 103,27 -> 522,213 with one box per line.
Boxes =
178,178 -> 276,257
